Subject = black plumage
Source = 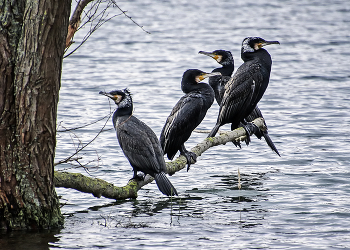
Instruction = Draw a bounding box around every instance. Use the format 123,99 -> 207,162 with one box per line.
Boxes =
200,48 -> 280,156
100,89 -> 178,196
208,37 -> 280,140
160,69 -> 221,171
198,50 -> 234,105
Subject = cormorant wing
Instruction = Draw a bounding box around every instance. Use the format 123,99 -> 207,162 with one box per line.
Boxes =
160,92 -> 206,158
217,76 -> 232,105
219,61 -> 264,126
117,116 -> 166,174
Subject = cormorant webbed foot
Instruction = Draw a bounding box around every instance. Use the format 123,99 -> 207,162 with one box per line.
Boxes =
130,171 -> 145,182
242,122 -> 259,146
183,151 -> 197,172
180,145 -> 197,171
232,140 -> 242,148
253,127 -> 263,139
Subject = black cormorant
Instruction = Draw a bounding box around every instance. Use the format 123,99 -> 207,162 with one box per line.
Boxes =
200,48 -> 280,156
160,69 -> 221,171
99,89 -> 178,196
198,50 -> 234,105
207,37 -> 280,141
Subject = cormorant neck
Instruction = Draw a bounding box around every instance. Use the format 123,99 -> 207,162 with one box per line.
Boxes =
114,103 -> 133,117
213,63 -> 234,77
181,79 -> 194,93
112,104 -> 133,129
181,81 -> 212,94
241,48 -> 272,71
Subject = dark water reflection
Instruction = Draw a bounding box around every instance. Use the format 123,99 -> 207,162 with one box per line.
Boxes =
0,230 -> 59,250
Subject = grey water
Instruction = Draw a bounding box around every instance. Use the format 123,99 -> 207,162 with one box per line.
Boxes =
2,0 -> 350,249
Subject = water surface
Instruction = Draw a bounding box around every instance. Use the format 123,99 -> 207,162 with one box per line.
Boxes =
3,0 -> 350,249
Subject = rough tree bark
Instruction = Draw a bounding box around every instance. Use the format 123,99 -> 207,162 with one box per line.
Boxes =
0,0 -> 71,230
54,118 -> 267,200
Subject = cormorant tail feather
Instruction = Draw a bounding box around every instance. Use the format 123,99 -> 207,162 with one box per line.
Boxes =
208,124 -> 220,138
154,172 -> 178,196
263,131 -> 280,157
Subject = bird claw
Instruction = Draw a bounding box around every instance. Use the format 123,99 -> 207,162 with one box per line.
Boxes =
181,151 -> 197,172
242,122 -> 259,146
232,140 -> 242,148
131,173 -> 145,182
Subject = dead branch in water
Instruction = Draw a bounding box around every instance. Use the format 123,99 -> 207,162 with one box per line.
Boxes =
54,118 -> 266,200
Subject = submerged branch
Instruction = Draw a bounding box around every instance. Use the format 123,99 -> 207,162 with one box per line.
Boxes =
54,118 -> 266,200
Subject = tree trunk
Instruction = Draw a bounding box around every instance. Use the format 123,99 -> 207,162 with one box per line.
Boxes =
0,0 -> 71,230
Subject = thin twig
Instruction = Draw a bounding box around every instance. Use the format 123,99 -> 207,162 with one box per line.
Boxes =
65,1 -> 122,57
110,0 -> 151,34
55,111 -> 113,166
66,0 -> 95,48
57,111 -> 114,132
65,0 -> 150,57
54,156 -> 83,166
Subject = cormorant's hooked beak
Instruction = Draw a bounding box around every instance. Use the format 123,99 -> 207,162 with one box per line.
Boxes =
99,91 -> 123,104
263,40 -> 280,46
256,40 -> 280,49
197,72 -> 221,82
198,51 -> 221,62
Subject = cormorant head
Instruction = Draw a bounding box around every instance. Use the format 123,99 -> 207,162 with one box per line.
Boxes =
242,37 -> 280,53
183,69 -> 221,84
181,69 -> 221,93
99,88 -> 133,109
198,50 -> 233,66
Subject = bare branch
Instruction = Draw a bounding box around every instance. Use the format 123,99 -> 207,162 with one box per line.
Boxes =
55,110 -> 113,167
55,171 -> 138,199
65,1 -> 122,57
54,156 -> 83,166
54,118 -> 267,199
66,0 -> 94,48
65,0 -> 150,57
57,111 -> 115,132
110,0 -> 151,34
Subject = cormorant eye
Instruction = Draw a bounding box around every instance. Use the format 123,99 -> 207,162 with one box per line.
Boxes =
114,95 -> 123,104
254,42 -> 263,50
215,55 -> 222,63
196,76 -> 203,82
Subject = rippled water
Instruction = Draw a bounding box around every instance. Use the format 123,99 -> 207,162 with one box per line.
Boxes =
2,0 -> 350,249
